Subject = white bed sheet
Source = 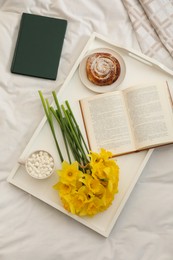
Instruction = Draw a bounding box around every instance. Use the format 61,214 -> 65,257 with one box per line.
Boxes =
1,1 -> 173,259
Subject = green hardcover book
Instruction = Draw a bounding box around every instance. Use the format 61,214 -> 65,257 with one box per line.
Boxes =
11,13 -> 67,80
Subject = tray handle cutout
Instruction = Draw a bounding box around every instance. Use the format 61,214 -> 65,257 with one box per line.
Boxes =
128,52 -> 153,67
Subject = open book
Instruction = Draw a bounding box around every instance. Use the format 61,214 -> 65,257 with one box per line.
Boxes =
80,82 -> 173,156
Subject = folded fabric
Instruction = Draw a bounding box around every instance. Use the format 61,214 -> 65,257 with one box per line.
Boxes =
140,0 -> 173,57
122,0 -> 173,70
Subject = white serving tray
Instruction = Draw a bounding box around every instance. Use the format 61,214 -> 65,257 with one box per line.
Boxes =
7,32 -> 173,237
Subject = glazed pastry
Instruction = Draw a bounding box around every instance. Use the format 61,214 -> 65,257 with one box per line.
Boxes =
86,52 -> 121,86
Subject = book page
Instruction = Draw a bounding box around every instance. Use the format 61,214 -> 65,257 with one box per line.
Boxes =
123,83 -> 173,149
80,91 -> 135,155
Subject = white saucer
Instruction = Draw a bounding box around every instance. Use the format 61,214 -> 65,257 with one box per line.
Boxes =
79,48 -> 126,93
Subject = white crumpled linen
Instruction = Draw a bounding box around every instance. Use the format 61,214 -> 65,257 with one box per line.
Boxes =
1,1 -> 173,260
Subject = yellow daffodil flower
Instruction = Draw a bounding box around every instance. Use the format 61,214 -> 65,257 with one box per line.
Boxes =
54,148 -> 120,217
53,182 -> 73,195
57,161 -> 83,185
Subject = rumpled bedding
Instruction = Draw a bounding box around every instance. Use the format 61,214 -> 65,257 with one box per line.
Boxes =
1,1 -> 173,260
123,0 -> 173,69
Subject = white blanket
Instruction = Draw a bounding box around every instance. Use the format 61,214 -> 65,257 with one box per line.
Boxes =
1,1 -> 173,259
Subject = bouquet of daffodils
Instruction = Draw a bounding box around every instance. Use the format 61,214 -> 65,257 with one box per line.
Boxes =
39,91 -> 119,217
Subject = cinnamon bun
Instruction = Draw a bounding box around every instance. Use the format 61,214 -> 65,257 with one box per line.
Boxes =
86,52 -> 121,86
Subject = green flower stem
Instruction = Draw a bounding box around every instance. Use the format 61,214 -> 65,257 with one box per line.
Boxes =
50,107 -> 71,163
62,118 -> 82,163
65,100 -> 89,154
50,100 -> 83,164
65,109 -> 87,164
61,105 -> 88,166
39,90 -> 90,167
52,91 -> 63,121
38,91 -> 64,162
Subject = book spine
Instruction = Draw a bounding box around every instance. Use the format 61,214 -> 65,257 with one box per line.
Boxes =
10,13 -> 25,72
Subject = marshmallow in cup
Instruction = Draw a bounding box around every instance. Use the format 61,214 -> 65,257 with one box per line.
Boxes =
24,150 -> 55,179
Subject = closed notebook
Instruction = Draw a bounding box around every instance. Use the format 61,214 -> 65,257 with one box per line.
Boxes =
11,13 -> 67,80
